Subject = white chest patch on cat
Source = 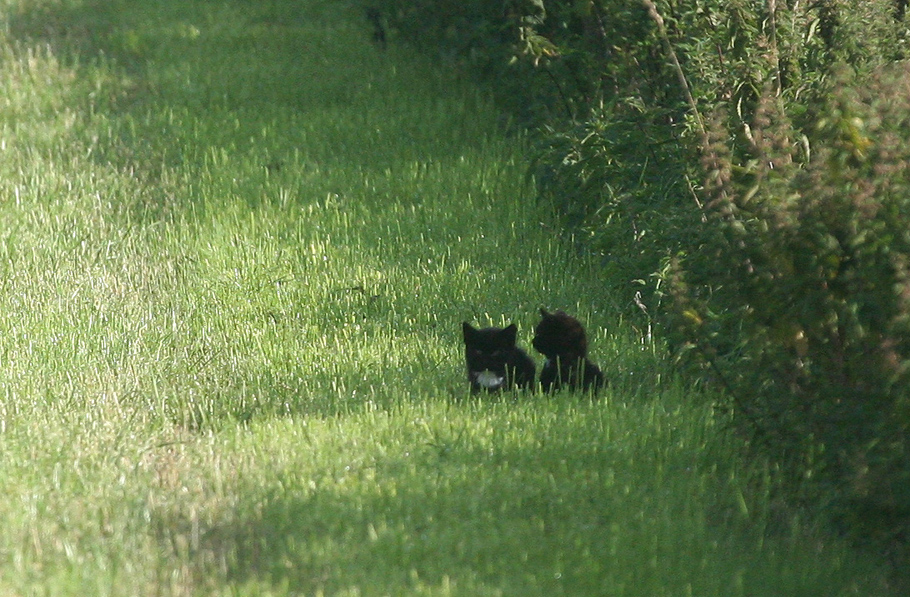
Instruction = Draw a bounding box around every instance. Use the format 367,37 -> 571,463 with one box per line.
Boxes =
475,370 -> 504,389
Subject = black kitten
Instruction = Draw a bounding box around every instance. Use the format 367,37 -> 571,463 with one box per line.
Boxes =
533,309 -> 604,393
462,322 -> 536,393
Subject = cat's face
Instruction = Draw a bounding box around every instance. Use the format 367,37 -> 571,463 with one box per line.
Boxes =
463,322 -> 518,366
532,308 -> 587,358
462,322 -> 519,389
462,322 -> 518,391
462,321 -> 536,392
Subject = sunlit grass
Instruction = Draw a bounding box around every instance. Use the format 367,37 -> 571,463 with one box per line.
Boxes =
0,0 -> 896,595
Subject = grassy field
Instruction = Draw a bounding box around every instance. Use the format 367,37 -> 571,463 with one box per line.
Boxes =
0,0 -> 897,595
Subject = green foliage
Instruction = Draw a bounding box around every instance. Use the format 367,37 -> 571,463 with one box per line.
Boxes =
671,65 -> 910,548
529,100 -> 696,304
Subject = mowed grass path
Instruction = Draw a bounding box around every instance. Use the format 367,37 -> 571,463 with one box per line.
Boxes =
0,0 -> 895,595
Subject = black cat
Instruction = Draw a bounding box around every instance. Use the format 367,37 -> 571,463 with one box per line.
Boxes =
533,309 -> 604,393
462,322 -> 536,393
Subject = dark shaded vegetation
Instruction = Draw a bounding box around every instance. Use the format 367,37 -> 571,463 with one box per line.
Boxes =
374,0 -> 910,582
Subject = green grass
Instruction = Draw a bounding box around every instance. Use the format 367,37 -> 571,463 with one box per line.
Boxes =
0,0 -> 897,595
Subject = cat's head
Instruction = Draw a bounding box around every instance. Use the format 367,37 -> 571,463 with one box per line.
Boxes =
462,322 -> 520,391
532,308 -> 588,358
462,322 -> 518,352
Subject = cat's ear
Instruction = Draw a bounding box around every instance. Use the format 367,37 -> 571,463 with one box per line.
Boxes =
462,321 -> 476,342
503,323 -> 518,344
539,308 -> 550,318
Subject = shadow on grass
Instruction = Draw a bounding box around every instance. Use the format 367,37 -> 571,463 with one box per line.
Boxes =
144,395 -> 894,595
149,406 -> 660,595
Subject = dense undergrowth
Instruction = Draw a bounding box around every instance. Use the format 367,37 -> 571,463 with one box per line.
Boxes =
377,0 -> 910,576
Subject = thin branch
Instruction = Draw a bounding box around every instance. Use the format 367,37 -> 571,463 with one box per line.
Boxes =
541,64 -> 576,121
641,0 -> 706,142
768,0 -> 782,96
642,0 -> 723,222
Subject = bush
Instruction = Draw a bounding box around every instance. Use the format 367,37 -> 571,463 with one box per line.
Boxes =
670,65 -> 910,547
529,101 -> 696,310
527,0 -> 909,308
